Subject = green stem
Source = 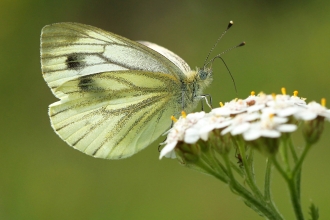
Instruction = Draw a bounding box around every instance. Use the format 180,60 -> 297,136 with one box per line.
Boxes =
264,158 -> 272,201
207,146 -> 228,176
279,137 -> 290,172
292,143 -> 312,176
222,154 -> 280,220
295,168 -> 302,202
186,153 -> 229,183
288,138 -> 298,162
271,156 -> 304,220
271,156 -> 289,182
201,151 -> 226,177
290,142 -> 312,206
230,160 -> 244,177
237,142 -> 264,201
264,158 -> 283,219
287,177 -> 305,220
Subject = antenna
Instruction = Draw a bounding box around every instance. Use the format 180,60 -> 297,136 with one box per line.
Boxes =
203,21 -> 234,67
206,42 -> 245,67
207,42 -> 245,94
201,21 -> 245,94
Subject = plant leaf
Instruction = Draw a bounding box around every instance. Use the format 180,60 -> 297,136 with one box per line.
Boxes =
309,202 -> 319,220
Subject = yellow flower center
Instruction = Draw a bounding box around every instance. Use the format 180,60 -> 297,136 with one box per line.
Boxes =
272,93 -> 276,100
171,115 -> 178,122
321,98 -> 326,107
181,111 -> 187,118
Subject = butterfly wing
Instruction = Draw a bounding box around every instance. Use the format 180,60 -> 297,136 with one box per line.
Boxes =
138,41 -> 191,73
40,22 -> 190,159
41,22 -> 188,98
50,71 -> 181,159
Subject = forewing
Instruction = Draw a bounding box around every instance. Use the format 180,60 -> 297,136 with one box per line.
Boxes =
49,70 -> 181,159
40,22 -> 185,98
138,41 -> 191,73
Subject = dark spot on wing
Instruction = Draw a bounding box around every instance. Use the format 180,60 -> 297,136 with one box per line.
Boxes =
78,77 -> 93,91
66,53 -> 83,69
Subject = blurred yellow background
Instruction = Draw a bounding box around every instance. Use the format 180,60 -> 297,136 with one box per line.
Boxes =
1,0 -> 330,219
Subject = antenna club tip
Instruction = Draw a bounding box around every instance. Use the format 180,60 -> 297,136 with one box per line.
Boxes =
227,21 -> 234,29
239,42 -> 246,47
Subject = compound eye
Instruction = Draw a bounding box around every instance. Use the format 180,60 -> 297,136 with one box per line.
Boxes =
199,70 -> 208,80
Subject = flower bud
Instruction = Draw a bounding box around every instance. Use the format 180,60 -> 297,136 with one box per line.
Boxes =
302,116 -> 325,145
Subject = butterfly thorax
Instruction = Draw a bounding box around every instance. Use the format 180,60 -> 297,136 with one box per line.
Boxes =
180,67 -> 213,113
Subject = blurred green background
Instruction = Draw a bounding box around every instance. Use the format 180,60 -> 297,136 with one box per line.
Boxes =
1,0 -> 330,219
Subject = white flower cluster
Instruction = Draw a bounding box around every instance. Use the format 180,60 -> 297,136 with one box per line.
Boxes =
160,91 -> 330,159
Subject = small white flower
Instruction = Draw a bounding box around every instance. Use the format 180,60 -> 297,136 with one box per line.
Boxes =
295,101 -> 330,121
221,112 -> 260,136
243,122 -> 281,141
260,110 -> 288,127
243,112 -> 297,141
211,107 -> 231,117
265,95 -> 304,117
197,112 -> 231,141
186,111 -> 206,123
160,90 -> 326,159
159,142 -> 177,159
159,118 -> 187,159
247,103 -> 265,113
277,124 -> 297,132
289,95 -> 307,107
184,127 -> 200,144
221,99 -> 248,115
246,93 -> 274,113
160,112 -> 206,159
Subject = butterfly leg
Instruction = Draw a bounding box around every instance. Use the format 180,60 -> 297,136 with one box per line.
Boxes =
200,94 -> 213,111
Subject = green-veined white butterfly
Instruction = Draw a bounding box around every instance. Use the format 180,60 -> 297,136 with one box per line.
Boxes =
40,21 -> 241,159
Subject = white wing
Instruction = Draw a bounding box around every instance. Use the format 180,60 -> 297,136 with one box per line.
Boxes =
49,71 -> 181,159
40,22 -> 188,98
138,41 -> 191,73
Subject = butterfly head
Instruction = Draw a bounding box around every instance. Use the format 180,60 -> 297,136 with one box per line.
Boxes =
198,66 -> 212,81
194,66 -> 213,91
191,66 -> 213,94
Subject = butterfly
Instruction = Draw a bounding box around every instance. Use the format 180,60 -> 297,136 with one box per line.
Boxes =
40,22 -> 239,159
